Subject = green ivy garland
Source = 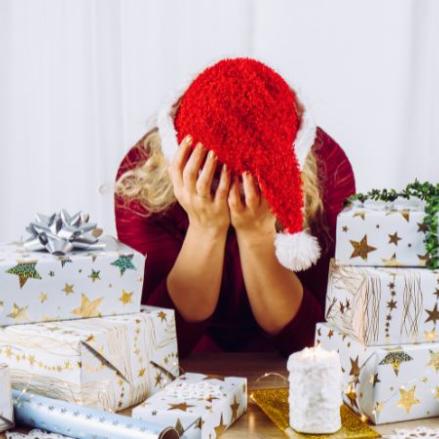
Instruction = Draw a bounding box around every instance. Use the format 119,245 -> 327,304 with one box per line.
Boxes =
345,180 -> 439,269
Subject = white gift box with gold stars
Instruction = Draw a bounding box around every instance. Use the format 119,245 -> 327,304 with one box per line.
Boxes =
0,306 -> 179,412
325,259 -> 439,346
335,199 -> 432,268
0,236 -> 144,325
132,373 -> 247,439
315,322 -> 439,424
0,364 -> 14,432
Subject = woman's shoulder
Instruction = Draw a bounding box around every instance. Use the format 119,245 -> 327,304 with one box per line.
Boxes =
312,127 -> 356,229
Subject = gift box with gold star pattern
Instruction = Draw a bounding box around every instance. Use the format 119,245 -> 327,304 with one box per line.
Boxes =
0,364 -> 14,432
0,306 -> 179,412
0,236 -> 144,325
315,322 -> 439,424
335,199 -> 433,268
132,372 -> 247,439
325,259 -> 439,346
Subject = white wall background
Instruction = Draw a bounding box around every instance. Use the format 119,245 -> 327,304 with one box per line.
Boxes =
0,0 -> 438,241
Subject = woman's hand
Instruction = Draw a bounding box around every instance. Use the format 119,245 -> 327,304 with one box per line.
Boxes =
168,135 -> 231,236
228,172 -> 276,240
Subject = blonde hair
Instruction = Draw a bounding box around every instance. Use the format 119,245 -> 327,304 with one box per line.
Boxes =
116,128 -> 324,229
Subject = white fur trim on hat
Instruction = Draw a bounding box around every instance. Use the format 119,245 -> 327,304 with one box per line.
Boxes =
156,57 -> 317,168
274,231 -> 321,272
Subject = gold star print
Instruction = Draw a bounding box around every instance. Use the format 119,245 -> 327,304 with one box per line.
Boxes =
230,396 -> 240,421
28,354 -> 36,366
119,290 -> 133,305
195,418 -> 205,429
427,350 -> 439,372
7,303 -> 29,322
387,299 -> 397,310
382,253 -> 401,267
353,211 -> 366,220
63,283 -> 74,295
155,372 -> 163,387
418,253 -> 429,266
138,368 -> 146,377
214,414 -> 227,436
349,235 -> 377,260
426,304 -> 439,325
88,270 -> 101,282
374,401 -> 384,414
205,395 -> 219,403
39,292 -> 48,303
397,386 -> 420,413
425,329 -> 438,342
345,385 -> 358,409
72,294 -> 103,318
157,311 -> 167,322
417,222 -> 428,233
388,232 -> 402,245
342,225 -> 349,232
349,356 -> 361,383
369,373 -> 380,387
174,419 -> 184,436
328,329 -> 334,338
6,261 -> 42,288
435,387 -> 439,400
399,209 -> 410,222
168,402 -> 194,412
379,351 -> 413,376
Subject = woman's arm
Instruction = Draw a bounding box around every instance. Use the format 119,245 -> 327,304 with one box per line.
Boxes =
166,136 -> 231,322
229,172 -> 304,334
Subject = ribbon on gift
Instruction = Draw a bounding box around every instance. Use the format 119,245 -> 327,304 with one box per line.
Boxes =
23,210 -> 105,255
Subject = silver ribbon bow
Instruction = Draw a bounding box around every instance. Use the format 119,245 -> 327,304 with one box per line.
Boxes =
23,210 -> 105,255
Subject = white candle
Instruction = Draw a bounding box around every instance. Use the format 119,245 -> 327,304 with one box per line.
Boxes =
287,345 -> 342,434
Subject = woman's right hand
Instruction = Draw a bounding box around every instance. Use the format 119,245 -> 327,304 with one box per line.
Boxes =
168,135 -> 231,235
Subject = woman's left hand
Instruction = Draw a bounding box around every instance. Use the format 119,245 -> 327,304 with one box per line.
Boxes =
228,172 -> 276,238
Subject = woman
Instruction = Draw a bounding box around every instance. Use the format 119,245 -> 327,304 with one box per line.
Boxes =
115,58 -> 355,357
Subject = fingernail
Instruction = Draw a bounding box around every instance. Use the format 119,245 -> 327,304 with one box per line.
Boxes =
185,134 -> 192,143
208,150 -> 215,159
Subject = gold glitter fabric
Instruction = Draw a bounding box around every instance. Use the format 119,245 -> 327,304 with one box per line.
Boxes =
250,388 -> 380,439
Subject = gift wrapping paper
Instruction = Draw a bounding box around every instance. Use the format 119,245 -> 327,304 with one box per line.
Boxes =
132,372 -> 248,439
335,198 -> 436,267
0,236 -> 144,325
325,259 -> 439,345
12,389 -> 180,439
0,306 -> 179,411
0,364 -> 14,432
315,322 -> 439,424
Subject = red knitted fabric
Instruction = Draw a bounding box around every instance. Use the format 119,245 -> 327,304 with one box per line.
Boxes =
174,58 -> 303,233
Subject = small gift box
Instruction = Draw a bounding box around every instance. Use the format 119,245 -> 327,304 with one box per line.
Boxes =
0,234 -> 144,325
335,196 -> 436,268
0,306 -> 179,412
325,259 -> 439,346
0,364 -> 14,432
132,372 -> 248,439
315,322 -> 439,424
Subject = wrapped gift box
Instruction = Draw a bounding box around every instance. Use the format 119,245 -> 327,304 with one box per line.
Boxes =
0,364 -> 14,432
0,306 -> 179,411
325,259 -> 439,346
335,198 -> 436,267
315,322 -> 439,424
132,372 -> 248,439
0,236 -> 144,325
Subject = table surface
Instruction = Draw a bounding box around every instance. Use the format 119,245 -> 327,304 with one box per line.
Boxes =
2,352 -> 438,438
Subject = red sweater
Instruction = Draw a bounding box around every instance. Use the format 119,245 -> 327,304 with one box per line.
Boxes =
114,127 -> 355,357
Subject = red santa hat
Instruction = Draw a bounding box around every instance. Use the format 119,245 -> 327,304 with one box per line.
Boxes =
157,57 -> 320,271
